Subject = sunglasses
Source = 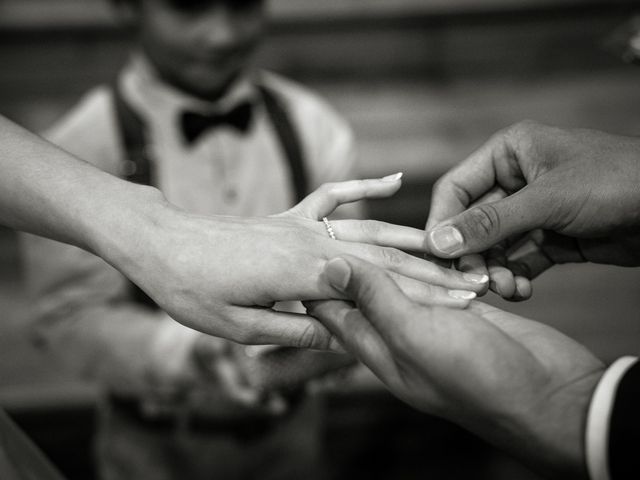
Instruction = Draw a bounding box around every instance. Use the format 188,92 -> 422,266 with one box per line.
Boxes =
163,0 -> 263,13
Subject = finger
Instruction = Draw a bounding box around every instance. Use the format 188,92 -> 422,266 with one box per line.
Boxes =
330,219 -> 429,252
426,185 -> 548,258
468,185 -> 508,209
505,230 -> 584,280
305,299 -> 398,381
320,256 -> 418,339
424,188 -> 507,269
237,343 -> 354,391
389,271 -> 476,308
227,307 -> 341,352
511,276 -> 533,301
455,254 -> 490,296
426,131 -> 516,230
488,264 -> 517,299
285,175 -> 403,220
336,242 -> 489,293
486,245 -> 517,299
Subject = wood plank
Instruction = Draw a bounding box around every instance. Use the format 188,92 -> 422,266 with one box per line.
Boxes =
0,0 -> 635,30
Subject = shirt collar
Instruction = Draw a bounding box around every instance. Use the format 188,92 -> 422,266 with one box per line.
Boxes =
120,53 -> 258,121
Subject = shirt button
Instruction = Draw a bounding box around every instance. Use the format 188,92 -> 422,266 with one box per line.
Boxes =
224,189 -> 238,203
120,160 -> 137,176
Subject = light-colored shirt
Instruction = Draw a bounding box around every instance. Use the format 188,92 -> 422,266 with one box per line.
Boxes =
21,56 -> 360,398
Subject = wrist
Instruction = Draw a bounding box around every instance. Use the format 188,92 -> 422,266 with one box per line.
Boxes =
515,368 -> 604,479
84,180 -> 176,283
461,367 -> 604,479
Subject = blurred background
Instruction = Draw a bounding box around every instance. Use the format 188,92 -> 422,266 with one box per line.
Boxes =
1,0 -> 640,479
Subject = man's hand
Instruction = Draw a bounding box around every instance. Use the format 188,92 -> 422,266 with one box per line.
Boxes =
307,256 -> 605,478
107,177 -> 488,350
424,121 -> 640,299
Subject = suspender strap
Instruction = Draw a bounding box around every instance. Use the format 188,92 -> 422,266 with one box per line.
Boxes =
257,84 -> 309,204
113,81 -> 308,203
111,81 -> 158,309
111,81 -> 153,187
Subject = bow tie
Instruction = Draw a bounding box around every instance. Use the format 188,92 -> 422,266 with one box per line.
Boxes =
180,102 -> 253,144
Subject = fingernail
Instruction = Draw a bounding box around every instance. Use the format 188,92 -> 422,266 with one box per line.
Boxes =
381,172 -> 403,182
325,258 -> 351,291
462,273 -> 489,284
430,226 -> 464,255
448,290 -> 477,300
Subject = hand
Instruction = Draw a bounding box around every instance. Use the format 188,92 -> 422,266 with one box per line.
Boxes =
107,176 -> 488,350
306,256 -> 605,478
424,121 -> 640,298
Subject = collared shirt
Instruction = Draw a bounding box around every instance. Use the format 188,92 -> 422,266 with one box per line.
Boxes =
120,55 -> 359,217
20,56 -> 359,398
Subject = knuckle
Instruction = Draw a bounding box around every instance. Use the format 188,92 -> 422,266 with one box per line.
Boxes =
510,119 -> 539,138
362,220 -> 383,239
231,328 -> 253,345
507,120 -> 540,156
296,322 -> 319,349
319,182 -> 338,197
357,277 -> 380,306
467,205 -> 501,240
221,314 -> 255,345
380,247 -> 405,267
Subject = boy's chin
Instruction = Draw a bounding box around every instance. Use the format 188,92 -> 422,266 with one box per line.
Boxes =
175,74 -> 240,101
186,66 -> 246,98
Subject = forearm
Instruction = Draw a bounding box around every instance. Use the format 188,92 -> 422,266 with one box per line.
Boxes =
0,115 -> 167,266
460,369 -> 603,479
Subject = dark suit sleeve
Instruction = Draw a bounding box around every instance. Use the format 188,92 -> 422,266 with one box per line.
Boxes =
609,361 -> 640,478
0,409 -> 66,480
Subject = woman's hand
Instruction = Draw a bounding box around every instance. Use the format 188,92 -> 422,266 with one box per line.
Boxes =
307,255 -> 605,478
108,176 -> 488,349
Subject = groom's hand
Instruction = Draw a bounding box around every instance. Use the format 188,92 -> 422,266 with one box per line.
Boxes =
307,255 -> 604,478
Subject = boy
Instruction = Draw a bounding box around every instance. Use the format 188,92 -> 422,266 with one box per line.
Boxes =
22,1 -> 360,478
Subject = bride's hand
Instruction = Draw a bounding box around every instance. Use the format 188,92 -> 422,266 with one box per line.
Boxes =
116,176 -> 488,349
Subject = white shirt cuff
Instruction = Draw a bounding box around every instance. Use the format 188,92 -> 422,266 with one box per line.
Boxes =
586,356 -> 638,480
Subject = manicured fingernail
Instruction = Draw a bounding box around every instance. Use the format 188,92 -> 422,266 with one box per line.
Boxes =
463,273 -> 489,284
325,258 -> 351,291
430,226 -> 464,255
382,172 -> 403,182
448,290 -> 476,300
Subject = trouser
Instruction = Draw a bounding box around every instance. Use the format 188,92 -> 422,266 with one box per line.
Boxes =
95,394 -> 325,480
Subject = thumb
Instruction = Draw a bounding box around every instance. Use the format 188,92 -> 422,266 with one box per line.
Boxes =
426,187 -> 547,258
323,256 -> 415,336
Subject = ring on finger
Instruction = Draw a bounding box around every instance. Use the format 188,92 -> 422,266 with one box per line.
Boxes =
322,217 -> 337,240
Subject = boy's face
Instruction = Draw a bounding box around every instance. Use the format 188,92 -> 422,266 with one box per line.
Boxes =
135,0 -> 266,100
